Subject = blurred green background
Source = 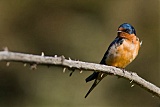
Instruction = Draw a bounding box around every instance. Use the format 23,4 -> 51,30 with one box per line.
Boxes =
0,0 -> 159,107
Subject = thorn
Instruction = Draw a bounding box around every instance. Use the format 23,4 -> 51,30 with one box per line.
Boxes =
69,65 -> 72,68
130,80 -> 133,83
101,73 -> 104,77
30,63 -> 37,70
131,84 -> 134,87
3,47 -> 9,51
54,55 -> 57,57
63,67 -> 66,73
23,63 -> 27,67
80,70 -> 83,73
41,52 -> 44,56
61,55 -> 65,62
6,62 -> 10,66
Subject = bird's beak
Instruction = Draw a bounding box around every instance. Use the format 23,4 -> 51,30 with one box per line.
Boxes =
117,30 -> 122,33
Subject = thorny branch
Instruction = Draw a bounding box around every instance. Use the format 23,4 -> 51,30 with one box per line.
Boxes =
0,50 -> 160,98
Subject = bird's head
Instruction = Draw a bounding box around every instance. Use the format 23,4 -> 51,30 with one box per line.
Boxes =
117,23 -> 136,35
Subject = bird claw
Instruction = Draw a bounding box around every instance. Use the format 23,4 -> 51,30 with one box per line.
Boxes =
69,68 -> 75,76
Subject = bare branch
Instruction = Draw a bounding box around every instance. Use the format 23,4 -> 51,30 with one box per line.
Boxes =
0,51 -> 160,98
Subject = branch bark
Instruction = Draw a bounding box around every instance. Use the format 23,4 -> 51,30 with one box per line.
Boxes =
0,51 -> 160,98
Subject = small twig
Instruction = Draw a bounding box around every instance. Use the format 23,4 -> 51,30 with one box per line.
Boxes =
0,51 -> 159,98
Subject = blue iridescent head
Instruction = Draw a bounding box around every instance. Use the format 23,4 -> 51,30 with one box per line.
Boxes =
117,23 -> 136,35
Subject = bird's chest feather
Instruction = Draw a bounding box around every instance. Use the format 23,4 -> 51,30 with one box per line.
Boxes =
106,39 -> 139,68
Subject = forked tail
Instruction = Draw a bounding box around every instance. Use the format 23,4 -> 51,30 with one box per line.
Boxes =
85,79 -> 102,98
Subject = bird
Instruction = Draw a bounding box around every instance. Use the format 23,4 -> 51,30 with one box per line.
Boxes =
85,23 -> 141,98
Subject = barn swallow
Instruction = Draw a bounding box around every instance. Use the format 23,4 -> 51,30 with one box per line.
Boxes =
85,23 -> 141,98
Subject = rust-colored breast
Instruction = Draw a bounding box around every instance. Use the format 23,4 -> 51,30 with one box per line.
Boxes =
105,34 -> 140,68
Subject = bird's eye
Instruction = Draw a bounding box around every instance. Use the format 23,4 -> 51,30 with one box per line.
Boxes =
124,29 -> 130,33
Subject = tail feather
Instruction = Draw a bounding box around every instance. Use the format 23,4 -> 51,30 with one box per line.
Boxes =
85,79 -> 101,98
85,72 -> 99,82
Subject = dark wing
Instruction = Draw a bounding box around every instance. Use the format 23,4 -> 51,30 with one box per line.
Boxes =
85,37 -> 124,82
100,37 -> 124,64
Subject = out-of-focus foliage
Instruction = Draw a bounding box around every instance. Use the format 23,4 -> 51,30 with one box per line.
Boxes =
0,0 -> 159,107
